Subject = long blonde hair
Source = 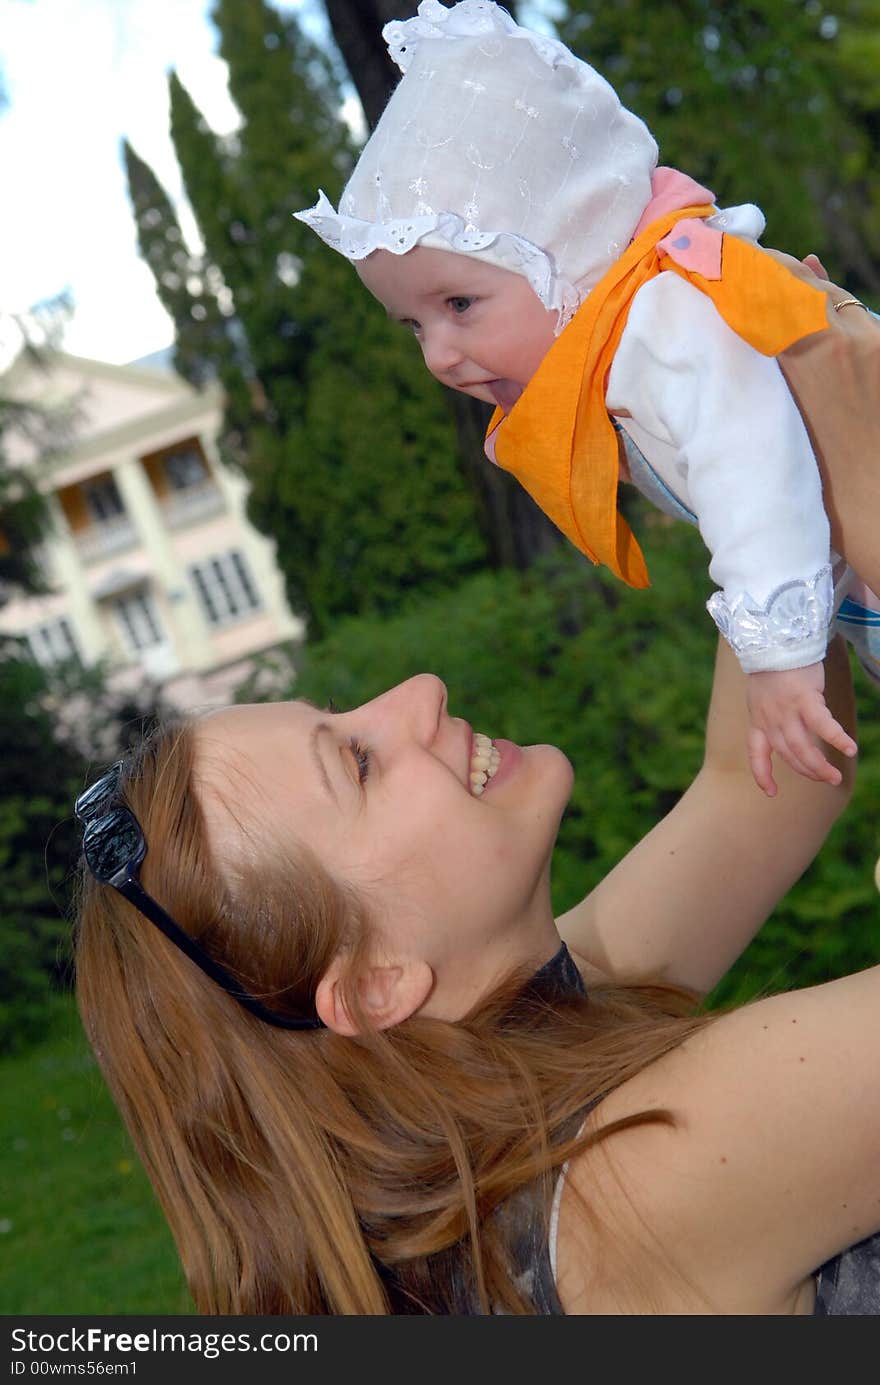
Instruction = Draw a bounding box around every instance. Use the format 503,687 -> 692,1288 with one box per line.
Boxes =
74,718 -> 709,1314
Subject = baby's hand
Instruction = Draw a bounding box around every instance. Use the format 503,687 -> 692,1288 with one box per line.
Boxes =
746,662 -> 857,796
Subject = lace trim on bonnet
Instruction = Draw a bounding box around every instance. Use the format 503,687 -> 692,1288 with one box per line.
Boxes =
299,193 -> 573,323
295,0 -> 631,328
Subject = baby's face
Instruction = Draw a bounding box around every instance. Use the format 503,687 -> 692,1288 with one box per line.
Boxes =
357,246 -> 558,411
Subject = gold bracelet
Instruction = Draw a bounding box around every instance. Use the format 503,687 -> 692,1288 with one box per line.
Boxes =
833,296 -> 869,312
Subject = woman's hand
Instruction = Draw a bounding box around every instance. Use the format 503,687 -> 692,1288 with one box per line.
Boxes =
746,661 -> 858,797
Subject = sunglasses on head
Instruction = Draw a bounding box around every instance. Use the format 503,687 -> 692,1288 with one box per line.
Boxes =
75,761 -> 324,1031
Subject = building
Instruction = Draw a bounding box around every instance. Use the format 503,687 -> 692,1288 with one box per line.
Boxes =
0,350 -> 304,710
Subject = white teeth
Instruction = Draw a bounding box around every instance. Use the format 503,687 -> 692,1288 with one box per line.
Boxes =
469,732 -> 501,796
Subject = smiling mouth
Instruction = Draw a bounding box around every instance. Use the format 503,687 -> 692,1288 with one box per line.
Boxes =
469,731 -> 501,796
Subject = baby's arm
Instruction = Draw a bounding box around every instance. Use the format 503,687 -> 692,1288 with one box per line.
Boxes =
746,662 -> 857,796
606,272 -> 856,791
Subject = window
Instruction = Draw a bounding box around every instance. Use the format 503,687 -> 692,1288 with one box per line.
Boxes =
190,550 -> 261,626
112,589 -> 164,652
27,617 -> 80,667
164,444 -> 210,491
83,475 -> 126,523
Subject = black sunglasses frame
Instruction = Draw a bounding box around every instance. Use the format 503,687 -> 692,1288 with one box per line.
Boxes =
76,762 -> 324,1031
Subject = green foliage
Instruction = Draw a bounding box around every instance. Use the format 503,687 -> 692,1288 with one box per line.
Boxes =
0,647 -> 83,1055
0,641 -> 170,1057
245,289 -> 486,631
261,506 -> 879,1004
556,0 -> 880,300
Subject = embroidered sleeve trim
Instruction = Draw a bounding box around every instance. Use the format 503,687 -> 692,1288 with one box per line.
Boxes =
706,565 -> 834,673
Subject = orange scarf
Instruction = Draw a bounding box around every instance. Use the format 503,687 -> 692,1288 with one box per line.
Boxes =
485,205 -> 830,587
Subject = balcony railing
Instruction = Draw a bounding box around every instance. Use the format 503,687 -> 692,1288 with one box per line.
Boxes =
159,482 -> 226,529
75,516 -> 139,563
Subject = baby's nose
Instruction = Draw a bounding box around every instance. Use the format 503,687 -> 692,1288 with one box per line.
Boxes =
421,328 -> 462,376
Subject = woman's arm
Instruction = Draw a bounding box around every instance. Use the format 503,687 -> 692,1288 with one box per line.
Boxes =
557,635 -> 856,994
772,251 -> 880,594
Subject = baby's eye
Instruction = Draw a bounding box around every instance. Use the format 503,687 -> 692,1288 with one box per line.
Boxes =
448,296 -> 474,314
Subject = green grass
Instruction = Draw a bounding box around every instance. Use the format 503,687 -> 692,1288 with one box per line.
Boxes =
0,995 -> 192,1314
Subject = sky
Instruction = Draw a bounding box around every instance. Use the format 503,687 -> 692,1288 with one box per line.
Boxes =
0,0 -> 333,365
1,0 -> 559,370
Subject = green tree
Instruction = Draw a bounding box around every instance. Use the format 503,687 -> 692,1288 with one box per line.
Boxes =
123,142 -> 235,392
0,642 -> 84,1053
555,0 -> 880,300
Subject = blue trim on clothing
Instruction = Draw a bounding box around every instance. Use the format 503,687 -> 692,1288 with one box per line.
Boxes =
614,422 -> 699,526
837,597 -> 880,627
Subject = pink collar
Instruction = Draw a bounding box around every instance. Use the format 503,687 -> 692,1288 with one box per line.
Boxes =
632,166 -> 716,238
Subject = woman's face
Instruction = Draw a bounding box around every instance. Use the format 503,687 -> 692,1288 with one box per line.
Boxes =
196,676 -> 573,1010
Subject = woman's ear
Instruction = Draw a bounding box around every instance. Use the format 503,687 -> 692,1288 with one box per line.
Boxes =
315,955 -> 434,1035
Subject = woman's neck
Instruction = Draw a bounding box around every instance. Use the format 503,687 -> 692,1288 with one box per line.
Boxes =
422,914 -> 563,1021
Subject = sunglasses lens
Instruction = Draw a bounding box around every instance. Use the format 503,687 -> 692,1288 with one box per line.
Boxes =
83,807 -> 144,884
75,764 -> 123,822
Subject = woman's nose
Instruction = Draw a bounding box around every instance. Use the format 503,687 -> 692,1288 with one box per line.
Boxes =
362,674 -> 447,744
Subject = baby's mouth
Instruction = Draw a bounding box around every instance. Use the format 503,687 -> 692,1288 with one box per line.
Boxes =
488,379 -> 523,412
469,732 -> 501,796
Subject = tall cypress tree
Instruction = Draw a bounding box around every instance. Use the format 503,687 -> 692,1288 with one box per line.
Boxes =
123,140 -> 237,392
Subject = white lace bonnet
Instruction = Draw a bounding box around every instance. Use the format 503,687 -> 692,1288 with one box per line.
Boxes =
294,0 -> 659,328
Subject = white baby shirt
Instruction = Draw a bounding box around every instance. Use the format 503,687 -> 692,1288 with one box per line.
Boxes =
605,270 -> 834,674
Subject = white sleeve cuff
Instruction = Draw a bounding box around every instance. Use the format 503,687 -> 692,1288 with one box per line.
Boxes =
706,565 -> 833,674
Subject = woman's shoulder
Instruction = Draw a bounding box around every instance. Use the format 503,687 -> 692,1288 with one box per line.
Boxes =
555,969 -> 880,1314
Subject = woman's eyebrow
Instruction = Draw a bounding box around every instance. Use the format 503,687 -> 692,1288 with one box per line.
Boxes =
309,722 -> 338,803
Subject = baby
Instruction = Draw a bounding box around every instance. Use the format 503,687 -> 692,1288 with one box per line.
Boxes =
296,0 -> 874,795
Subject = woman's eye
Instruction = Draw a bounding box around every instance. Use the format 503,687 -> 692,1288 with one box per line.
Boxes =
349,738 -> 372,784
448,296 -> 473,314
401,318 -> 422,337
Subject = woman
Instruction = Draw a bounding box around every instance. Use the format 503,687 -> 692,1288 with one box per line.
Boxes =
73,281 -> 878,1316
74,630 -> 870,1315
